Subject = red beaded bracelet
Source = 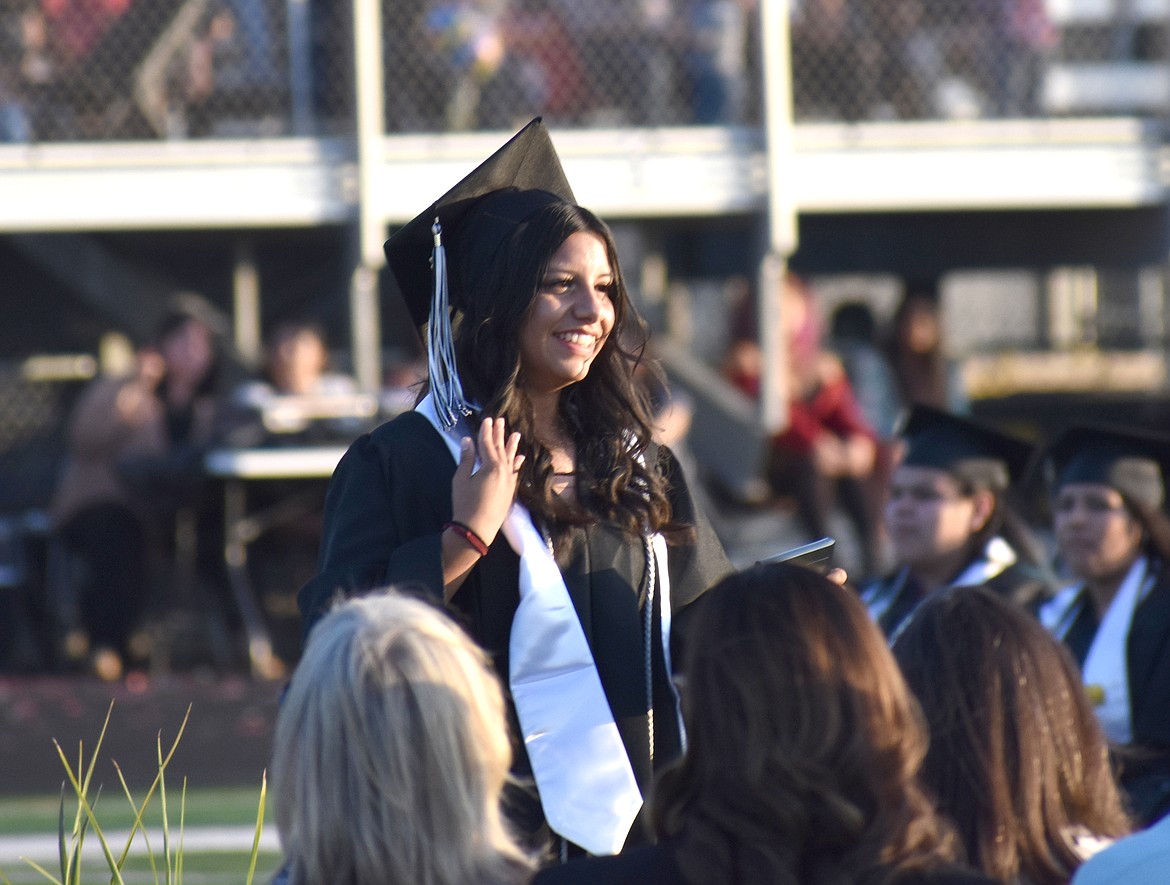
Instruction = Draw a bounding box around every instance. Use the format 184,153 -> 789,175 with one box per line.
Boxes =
443,521 -> 490,557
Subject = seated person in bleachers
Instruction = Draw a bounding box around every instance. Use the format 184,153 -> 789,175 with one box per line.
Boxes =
230,319 -> 373,445
270,589 -> 535,885
49,298 -> 227,680
724,272 -> 881,574
227,319 -> 372,665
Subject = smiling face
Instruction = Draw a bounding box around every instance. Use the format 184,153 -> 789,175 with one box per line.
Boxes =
885,464 -> 992,571
1054,482 -> 1144,582
518,231 -> 616,397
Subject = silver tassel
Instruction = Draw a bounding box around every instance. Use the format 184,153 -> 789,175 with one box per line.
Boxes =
428,219 -> 471,429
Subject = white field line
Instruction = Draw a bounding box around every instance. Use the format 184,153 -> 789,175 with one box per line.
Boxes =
0,825 -> 281,862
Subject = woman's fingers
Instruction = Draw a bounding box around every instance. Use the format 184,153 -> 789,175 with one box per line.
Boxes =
455,437 -> 475,478
477,417 -> 522,470
506,431 -> 523,472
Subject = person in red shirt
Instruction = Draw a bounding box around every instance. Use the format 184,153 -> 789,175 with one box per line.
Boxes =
724,272 -> 880,574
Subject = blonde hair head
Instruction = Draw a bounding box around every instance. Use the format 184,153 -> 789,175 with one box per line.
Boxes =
271,590 -> 531,885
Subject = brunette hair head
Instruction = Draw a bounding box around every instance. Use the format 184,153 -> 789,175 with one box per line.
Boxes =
892,586 -> 1131,885
454,200 -> 672,535
653,562 -> 958,885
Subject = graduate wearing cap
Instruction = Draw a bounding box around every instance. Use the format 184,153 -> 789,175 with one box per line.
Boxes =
1038,424 -> 1170,826
298,120 -> 732,858
861,406 -> 1054,639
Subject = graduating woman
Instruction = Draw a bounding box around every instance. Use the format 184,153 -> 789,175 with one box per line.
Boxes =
1038,424 -> 1170,826
298,119 -> 732,856
861,405 -> 1054,639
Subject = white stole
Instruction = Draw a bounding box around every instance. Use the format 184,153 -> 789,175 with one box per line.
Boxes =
950,535 -> 1017,587
865,536 -> 1017,630
417,395 -> 666,855
1044,556 -> 1151,744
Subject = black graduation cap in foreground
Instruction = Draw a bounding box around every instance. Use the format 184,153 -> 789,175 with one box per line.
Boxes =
897,405 -> 1035,492
384,117 -> 576,330
1043,424 -> 1170,511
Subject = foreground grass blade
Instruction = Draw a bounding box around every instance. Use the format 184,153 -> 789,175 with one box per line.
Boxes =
245,771 -> 267,885
52,741 -> 124,885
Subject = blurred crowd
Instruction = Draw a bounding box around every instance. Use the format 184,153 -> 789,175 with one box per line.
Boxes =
0,292 -> 424,680
3,0 -> 1155,143
0,0 -> 761,142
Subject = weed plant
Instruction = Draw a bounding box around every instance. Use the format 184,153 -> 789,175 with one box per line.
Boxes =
0,702 -> 268,885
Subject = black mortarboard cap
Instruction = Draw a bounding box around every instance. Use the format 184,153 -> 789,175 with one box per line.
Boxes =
1043,424 -> 1170,511
897,405 -> 1035,492
384,117 -> 576,329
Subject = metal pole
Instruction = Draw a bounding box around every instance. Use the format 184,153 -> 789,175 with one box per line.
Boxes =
286,0 -> 315,135
758,0 -> 799,433
232,237 -> 261,367
351,0 -> 386,392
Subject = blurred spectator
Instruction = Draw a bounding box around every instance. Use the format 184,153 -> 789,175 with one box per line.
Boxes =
854,0 -> 938,119
791,0 -> 880,121
41,0 -> 131,67
230,318 -> 370,444
0,12 -> 31,143
554,0 -> 682,126
504,0 -> 590,125
536,562 -> 994,884
271,590 -> 535,885
885,286 -> 969,414
725,272 -> 881,574
685,0 -> 754,124
0,4 -> 60,142
424,0 -> 529,131
48,297 -> 227,680
948,0 -> 1055,117
830,299 -> 903,569
226,319 -> 372,666
894,587 -> 1132,885
180,2 -> 250,137
829,299 -> 902,440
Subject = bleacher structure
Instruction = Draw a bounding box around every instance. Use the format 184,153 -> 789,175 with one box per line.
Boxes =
2,0 -> 1170,578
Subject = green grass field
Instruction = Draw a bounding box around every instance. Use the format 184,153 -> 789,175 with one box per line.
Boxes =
0,786 -> 280,885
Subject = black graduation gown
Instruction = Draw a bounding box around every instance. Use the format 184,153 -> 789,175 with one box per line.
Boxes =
532,841 -> 997,885
862,543 -> 1054,640
298,410 -> 734,841
1052,558 -> 1170,824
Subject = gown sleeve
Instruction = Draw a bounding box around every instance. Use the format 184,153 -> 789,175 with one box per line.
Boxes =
297,413 -> 456,641
657,445 -> 734,668
660,444 -> 734,611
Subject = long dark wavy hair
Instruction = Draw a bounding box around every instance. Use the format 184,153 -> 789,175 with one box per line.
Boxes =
453,200 -> 673,536
652,562 -> 959,885
893,586 -> 1132,885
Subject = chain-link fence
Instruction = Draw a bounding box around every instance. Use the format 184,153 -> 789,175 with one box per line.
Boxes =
793,0 -> 1170,121
0,0 -> 1166,143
